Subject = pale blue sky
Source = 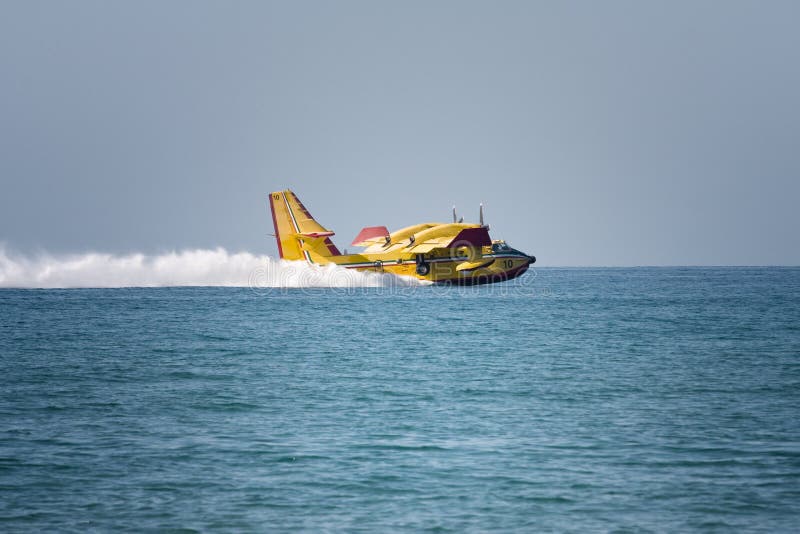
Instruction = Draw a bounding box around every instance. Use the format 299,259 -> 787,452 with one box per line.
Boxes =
1,1 -> 798,265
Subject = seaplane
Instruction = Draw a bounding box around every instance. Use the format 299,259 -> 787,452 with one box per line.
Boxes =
268,189 -> 536,285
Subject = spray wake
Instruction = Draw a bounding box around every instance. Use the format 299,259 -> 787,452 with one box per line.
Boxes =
0,247 -> 424,289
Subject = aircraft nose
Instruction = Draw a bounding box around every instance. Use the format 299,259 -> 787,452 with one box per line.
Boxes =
527,255 -> 536,265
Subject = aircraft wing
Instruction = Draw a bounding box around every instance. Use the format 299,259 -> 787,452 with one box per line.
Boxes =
406,239 -> 452,253
351,226 -> 390,247
409,227 -> 491,253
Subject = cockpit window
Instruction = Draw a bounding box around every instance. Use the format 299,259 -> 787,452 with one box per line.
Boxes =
492,243 -> 510,252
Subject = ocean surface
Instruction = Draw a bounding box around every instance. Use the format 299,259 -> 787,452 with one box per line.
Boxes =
1,267 -> 799,532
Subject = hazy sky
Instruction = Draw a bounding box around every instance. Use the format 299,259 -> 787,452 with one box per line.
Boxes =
1,0 -> 798,265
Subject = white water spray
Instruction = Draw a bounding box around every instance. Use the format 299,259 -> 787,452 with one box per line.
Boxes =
0,247 -> 424,289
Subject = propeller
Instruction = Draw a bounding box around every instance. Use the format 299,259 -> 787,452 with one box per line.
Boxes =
452,205 -> 463,224
479,203 -> 483,226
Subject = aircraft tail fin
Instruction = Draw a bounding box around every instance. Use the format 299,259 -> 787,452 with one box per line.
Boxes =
268,190 -> 341,262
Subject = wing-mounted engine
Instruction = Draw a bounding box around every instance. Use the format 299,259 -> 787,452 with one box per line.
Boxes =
404,224 -> 496,272
447,227 -> 495,272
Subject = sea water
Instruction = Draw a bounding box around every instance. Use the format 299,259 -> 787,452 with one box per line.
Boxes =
1,268 -> 799,532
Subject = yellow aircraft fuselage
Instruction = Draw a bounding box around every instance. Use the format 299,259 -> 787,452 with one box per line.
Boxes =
268,190 -> 535,285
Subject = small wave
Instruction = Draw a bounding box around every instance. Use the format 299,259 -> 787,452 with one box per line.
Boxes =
0,246 -> 425,289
